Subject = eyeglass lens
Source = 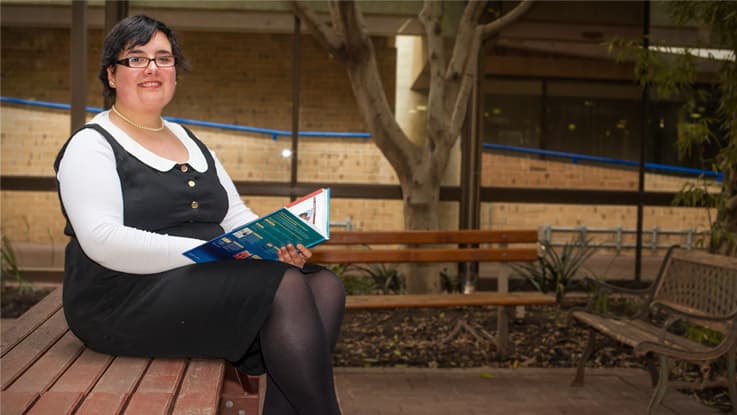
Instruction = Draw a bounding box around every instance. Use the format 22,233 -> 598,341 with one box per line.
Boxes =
123,56 -> 175,68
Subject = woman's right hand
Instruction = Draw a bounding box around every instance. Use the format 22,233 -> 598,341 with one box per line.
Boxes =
277,243 -> 312,268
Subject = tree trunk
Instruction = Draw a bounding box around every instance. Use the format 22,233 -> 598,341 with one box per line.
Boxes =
403,185 -> 443,293
400,156 -> 446,293
292,0 -> 535,291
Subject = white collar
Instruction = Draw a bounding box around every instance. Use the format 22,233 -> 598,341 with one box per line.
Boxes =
91,111 -> 208,173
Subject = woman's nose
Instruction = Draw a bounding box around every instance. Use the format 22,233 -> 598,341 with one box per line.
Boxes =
144,59 -> 158,73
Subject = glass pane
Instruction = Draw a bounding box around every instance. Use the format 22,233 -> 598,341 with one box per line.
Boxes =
544,81 -> 642,160
483,79 -> 542,148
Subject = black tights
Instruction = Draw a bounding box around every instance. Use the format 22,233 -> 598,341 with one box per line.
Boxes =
259,268 -> 345,414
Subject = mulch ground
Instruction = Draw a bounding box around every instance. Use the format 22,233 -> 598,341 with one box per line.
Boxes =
1,288 -> 732,412
1,286 -> 54,318
334,302 -> 733,412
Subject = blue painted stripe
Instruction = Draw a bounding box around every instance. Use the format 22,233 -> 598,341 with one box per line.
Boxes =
2,96 -> 721,181
483,142 -> 722,181
0,96 -> 371,140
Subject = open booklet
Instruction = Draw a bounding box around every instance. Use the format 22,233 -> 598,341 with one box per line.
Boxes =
183,188 -> 330,263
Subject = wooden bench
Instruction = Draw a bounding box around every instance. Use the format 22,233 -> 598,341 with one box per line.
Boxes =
569,247 -> 737,415
310,230 -> 556,356
0,287 -> 261,415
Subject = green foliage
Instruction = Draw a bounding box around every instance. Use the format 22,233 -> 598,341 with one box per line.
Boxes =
611,1 -> 737,255
508,239 -> 597,303
328,262 -> 407,295
682,325 -> 728,374
439,267 -> 462,293
1,236 -> 33,294
685,325 -> 724,347
352,263 -> 406,294
327,263 -> 377,295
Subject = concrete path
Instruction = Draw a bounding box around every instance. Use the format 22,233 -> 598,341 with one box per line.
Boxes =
334,367 -> 718,415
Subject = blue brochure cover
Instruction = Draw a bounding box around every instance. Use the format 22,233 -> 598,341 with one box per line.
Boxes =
184,188 -> 330,263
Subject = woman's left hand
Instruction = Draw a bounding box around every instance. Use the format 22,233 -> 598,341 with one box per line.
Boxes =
277,243 -> 312,268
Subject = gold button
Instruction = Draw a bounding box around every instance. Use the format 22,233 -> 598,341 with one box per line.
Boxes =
180,165 -> 189,173
187,180 -> 196,188
191,201 -> 199,209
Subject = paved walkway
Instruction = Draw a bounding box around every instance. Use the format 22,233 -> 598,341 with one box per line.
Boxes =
334,367 -> 718,415
1,319 -> 720,414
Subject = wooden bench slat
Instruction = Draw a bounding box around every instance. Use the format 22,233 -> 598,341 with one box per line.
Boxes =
1,310 -> 69,390
86,356 -> 149,395
326,230 -> 538,245
123,392 -> 176,415
26,349 -> 113,415
346,292 -> 556,309
123,359 -> 187,415
26,391 -> 82,415
6,332 -> 84,393
0,391 -> 39,415
311,247 -> 538,264
75,391 -> 128,415
570,311 -> 712,354
131,358 -> 186,394
170,359 -> 225,415
1,288 -> 63,357
48,348 -> 114,394
73,356 -> 150,415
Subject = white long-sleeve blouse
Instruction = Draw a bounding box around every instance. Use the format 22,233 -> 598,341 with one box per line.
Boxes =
56,111 -> 258,274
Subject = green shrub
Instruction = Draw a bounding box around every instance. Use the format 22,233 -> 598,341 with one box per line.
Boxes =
326,263 -> 376,295
1,236 -> 33,294
508,239 -> 596,303
353,263 -> 406,294
440,267 -> 462,293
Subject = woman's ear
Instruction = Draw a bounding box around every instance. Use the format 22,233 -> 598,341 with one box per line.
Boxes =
107,66 -> 116,88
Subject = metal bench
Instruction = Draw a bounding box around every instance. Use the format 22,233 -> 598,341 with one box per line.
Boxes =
569,247 -> 737,415
311,230 -> 556,357
0,287 -> 260,415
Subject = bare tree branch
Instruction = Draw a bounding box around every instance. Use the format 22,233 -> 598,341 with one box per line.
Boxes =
481,0 -> 534,39
334,0 -> 370,56
420,0 -> 449,149
449,28 -> 482,137
290,0 -> 345,58
446,0 -> 485,82
419,0 -> 447,83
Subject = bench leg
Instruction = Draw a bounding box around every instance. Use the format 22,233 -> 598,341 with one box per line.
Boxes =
220,365 -> 260,415
441,319 -> 495,344
728,345 -> 736,415
645,354 -> 660,387
571,328 -> 597,387
496,306 -> 510,359
647,355 -> 671,415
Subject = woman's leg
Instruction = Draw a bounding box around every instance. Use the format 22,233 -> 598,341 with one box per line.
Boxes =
260,269 -> 342,415
303,269 -> 346,351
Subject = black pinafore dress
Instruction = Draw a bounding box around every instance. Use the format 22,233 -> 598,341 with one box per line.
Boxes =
54,124 -> 293,375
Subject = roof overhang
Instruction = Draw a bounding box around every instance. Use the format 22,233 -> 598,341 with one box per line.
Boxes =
0,3 -> 424,36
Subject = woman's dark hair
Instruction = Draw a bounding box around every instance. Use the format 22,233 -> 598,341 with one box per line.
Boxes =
99,15 -> 189,98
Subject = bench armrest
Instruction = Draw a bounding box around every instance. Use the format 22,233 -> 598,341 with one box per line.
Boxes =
583,276 -> 651,296
566,277 -> 654,320
566,277 -> 649,322
650,300 -> 737,323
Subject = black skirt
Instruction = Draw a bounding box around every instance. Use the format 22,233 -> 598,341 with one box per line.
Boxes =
62,238 -> 313,375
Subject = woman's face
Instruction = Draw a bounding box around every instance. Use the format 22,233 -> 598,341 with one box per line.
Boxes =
107,31 -> 177,113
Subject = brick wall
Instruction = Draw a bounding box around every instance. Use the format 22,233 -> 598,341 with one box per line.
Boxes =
0,27 -> 714,251
1,105 -> 714,247
0,27 -> 394,131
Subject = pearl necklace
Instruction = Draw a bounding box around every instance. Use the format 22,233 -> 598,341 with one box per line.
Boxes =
111,105 -> 165,132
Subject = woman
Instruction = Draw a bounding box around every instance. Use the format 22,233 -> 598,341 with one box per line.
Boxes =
54,15 -> 344,415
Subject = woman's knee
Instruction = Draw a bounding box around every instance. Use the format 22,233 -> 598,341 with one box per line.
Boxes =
272,268 -> 312,306
312,269 -> 346,304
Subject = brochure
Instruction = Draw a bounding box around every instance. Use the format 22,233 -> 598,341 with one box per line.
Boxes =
183,188 -> 330,263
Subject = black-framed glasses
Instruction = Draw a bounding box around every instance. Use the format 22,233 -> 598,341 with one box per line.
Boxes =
116,55 -> 176,69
